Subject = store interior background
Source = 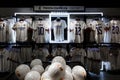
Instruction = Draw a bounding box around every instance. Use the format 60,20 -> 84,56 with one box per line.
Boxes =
0,7 -> 120,80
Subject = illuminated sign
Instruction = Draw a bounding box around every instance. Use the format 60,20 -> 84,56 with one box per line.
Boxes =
34,6 -> 84,11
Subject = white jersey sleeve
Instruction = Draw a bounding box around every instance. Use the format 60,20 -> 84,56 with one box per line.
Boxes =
62,20 -> 67,29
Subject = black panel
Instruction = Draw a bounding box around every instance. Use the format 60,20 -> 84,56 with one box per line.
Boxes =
0,0 -> 120,7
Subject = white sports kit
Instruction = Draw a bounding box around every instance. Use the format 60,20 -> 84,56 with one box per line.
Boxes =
13,21 -> 29,42
92,20 -> 105,43
32,20 -> 49,43
70,20 -> 86,43
110,20 -> 120,43
52,19 -> 67,42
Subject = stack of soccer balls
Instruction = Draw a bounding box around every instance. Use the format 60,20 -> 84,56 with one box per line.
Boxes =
15,56 -> 87,80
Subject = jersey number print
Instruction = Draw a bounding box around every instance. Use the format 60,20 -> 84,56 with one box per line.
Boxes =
75,23 -> 81,35
75,27 -> 81,35
112,26 -> 119,34
96,26 -> 102,34
38,27 -> 44,35
19,27 -> 25,30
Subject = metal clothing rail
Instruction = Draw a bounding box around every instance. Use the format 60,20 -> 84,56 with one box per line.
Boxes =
0,43 -> 119,47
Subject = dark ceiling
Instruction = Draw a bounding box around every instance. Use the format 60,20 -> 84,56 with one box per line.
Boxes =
0,0 -> 120,7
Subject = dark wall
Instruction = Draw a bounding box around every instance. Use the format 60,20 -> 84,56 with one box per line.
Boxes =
0,8 -> 120,17
86,8 -> 120,16
0,8 -> 33,17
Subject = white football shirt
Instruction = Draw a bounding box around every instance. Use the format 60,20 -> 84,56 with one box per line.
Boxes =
70,20 -> 86,43
13,21 -> 29,42
92,20 -> 105,43
109,20 -> 120,43
32,20 -> 49,43
52,19 -> 67,42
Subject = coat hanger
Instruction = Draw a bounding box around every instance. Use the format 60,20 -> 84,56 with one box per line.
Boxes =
56,17 -> 61,21
76,17 -> 81,21
19,17 -> 25,21
0,18 -> 4,21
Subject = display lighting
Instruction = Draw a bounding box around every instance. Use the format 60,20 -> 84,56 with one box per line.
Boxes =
14,12 -> 50,16
14,12 -> 103,16
69,12 -> 103,16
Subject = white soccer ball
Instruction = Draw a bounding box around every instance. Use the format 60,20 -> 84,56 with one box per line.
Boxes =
15,64 -> 30,80
72,65 -> 87,80
30,59 -> 42,68
31,65 -> 44,75
48,62 -> 65,80
65,65 -> 72,72
64,70 -> 73,80
51,56 -> 66,69
45,65 -> 50,71
25,71 -> 41,80
41,71 -> 52,80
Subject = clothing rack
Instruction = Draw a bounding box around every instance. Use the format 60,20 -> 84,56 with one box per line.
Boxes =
0,43 -> 119,48
12,45 -> 32,48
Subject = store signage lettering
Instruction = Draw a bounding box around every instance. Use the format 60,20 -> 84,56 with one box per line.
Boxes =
34,6 -> 84,11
